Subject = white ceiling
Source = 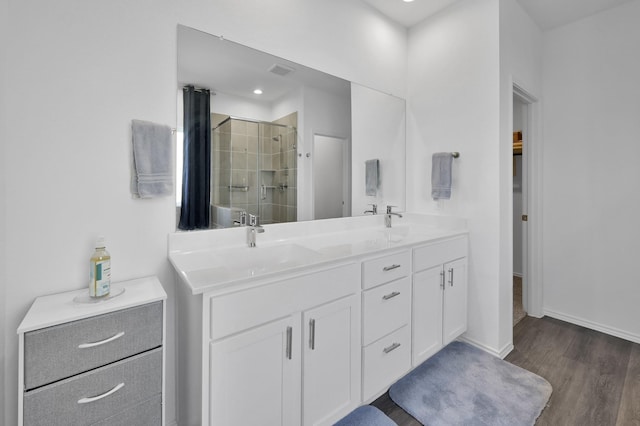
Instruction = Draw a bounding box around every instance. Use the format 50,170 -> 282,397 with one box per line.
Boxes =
177,26 -> 349,103
361,0 -> 635,30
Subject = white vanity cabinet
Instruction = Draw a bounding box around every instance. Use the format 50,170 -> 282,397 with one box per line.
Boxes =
412,236 -> 468,366
361,250 -> 412,401
182,262 -> 361,426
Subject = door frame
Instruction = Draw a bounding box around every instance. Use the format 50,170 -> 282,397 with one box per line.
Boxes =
513,82 -> 543,318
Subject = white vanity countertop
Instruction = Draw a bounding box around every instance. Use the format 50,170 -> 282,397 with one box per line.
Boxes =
168,213 -> 468,295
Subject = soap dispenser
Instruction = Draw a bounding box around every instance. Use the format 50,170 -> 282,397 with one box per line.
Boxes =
89,236 -> 111,298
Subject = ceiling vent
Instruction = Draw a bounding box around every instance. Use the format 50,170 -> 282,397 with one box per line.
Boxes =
268,63 -> 295,76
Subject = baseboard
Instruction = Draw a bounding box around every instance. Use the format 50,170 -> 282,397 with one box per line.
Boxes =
458,336 -> 514,359
543,309 -> 640,345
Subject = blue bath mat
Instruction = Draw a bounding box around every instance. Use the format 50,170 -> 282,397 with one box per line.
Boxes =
333,405 -> 397,426
389,341 -> 551,426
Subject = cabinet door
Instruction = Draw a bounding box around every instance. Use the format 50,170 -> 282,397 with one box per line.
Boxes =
210,315 -> 301,426
443,257 -> 468,345
412,266 -> 444,366
302,295 -> 360,426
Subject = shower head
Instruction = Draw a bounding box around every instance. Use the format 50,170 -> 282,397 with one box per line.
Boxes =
273,135 -> 281,141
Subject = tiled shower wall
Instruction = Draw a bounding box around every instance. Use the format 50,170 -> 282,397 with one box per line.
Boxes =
211,112 -> 297,227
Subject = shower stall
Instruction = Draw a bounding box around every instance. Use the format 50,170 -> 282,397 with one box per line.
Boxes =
210,116 -> 298,228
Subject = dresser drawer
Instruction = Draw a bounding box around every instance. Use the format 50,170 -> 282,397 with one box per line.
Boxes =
362,250 -> 410,290
362,277 -> 410,346
23,348 -> 162,426
362,325 -> 411,401
413,236 -> 467,272
93,394 -> 161,426
24,301 -> 162,390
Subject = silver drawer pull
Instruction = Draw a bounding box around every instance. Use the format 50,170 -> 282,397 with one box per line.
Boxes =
77,382 -> 124,404
383,342 -> 401,354
383,264 -> 401,272
382,291 -> 401,300
78,331 -> 125,349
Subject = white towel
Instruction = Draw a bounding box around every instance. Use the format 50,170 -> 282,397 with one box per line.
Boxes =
431,152 -> 453,200
365,159 -> 379,196
131,120 -> 174,198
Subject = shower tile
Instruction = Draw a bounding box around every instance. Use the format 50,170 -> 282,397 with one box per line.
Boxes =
231,191 -> 248,205
247,121 -> 259,136
247,153 -> 258,170
231,152 -> 247,170
247,136 -> 259,154
231,135 -> 248,152
231,119 -> 247,135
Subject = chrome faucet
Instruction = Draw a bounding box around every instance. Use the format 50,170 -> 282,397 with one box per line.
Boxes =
364,203 -> 378,215
385,205 -> 403,228
246,214 -> 265,247
234,211 -> 247,227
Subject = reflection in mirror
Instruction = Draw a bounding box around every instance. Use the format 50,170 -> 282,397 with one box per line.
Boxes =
176,24 -> 405,231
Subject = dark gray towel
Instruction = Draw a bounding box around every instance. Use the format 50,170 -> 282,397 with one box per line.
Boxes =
365,159 -> 379,196
131,120 -> 174,198
431,152 -> 453,200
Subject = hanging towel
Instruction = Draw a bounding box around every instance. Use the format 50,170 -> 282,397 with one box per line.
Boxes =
431,152 -> 453,200
131,119 -> 174,198
365,159 -> 380,196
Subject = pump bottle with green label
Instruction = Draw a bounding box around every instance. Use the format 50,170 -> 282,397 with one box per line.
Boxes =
89,236 -> 111,298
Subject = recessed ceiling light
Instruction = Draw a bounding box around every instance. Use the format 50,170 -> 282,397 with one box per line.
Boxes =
403,0 -> 414,2
253,89 -> 263,95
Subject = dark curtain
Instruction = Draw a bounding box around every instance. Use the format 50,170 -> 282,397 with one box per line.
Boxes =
179,86 -> 211,230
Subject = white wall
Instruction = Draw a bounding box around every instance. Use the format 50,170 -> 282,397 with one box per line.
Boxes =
211,92 -> 273,123
0,0 -> 8,419
2,1 -> 407,425
498,0 -> 543,351
407,0 -> 503,354
542,0 -> 640,342
351,83 -> 406,216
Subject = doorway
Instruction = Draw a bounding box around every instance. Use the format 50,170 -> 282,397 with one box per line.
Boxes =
312,134 -> 350,220
512,83 -> 541,325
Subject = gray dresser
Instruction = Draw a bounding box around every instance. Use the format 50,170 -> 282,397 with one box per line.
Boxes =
17,276 -> 167,426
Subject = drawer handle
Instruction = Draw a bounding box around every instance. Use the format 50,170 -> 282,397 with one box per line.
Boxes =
382,291 -> 401,300
77,382 -> 124,404
383,342 -> 401,354
383,264 -> 401,272
78,331 -> 125,349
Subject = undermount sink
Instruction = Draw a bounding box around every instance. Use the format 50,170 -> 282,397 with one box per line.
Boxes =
174,243 -> 324,285
217,243 -> 323,273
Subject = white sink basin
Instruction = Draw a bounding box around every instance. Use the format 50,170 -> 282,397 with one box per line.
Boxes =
172,243 -> 324,287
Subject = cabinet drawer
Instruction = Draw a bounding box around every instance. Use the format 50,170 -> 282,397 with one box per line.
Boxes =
362,250 -> 410,290
362,277 -> 410,346
413,236 -> 467,272
23,348 -> 162,426
93,394 -> 161,426
362,325 -> 411,401
24,302 -> 162,390
210,263 -> 360,340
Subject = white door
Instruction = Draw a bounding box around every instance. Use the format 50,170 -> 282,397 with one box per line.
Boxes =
302,295 -> 360,426
412,266 -> 444,366
210,315 -> 301,426
313,135 -> 347,220
443,258 -> 468,345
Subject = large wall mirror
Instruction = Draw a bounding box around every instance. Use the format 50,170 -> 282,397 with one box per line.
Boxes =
176,25 -> 405,230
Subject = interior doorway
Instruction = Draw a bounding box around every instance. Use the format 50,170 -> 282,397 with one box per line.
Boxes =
513,95 -> 528,325
512,83 -> 541,324
312,134 -> 350,220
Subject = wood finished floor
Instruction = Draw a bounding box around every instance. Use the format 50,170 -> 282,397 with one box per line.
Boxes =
371,316 -> 640,426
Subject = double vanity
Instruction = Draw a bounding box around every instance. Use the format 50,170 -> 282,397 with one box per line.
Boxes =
169,213 -> 469,426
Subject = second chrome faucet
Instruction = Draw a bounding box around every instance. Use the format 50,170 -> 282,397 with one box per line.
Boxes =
246,214 -> 265,247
